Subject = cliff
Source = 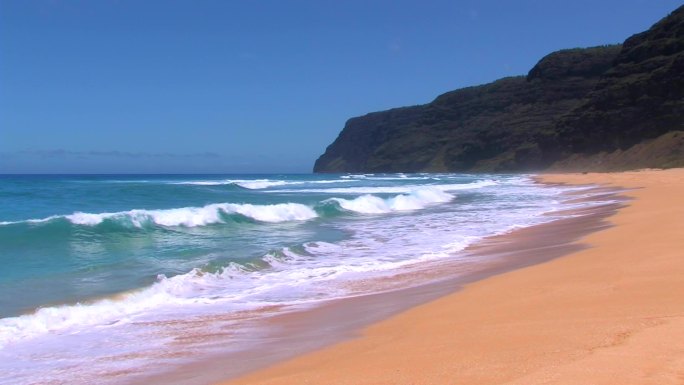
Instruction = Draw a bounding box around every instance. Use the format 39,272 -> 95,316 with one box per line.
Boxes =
314,5 -> 684,173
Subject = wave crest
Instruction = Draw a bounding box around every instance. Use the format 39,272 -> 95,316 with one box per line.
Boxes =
173,179 -> 357,189
2,202 -> 318,228
270,180 -> 497,194
326,188 -> 454,214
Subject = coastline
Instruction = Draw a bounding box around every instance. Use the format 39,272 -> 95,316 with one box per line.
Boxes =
216,168 -> 684,384
1,174 -> 616,385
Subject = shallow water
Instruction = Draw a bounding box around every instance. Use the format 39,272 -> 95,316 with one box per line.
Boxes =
0,173 -> 606,384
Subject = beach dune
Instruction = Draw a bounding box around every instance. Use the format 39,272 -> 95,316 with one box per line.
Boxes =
223,168 -> 684,384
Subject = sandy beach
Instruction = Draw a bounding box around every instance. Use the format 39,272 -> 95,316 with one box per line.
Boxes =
222,168 -> 684,384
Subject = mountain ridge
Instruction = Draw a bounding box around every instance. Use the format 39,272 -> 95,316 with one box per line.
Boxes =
314,6 -> 684,173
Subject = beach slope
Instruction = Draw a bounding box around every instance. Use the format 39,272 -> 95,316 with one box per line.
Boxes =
224,168 -> 684,384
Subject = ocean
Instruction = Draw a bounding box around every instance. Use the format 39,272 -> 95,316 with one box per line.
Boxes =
0,173 -> 605,384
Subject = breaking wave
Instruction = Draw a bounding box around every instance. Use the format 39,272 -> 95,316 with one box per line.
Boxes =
324,188 -> 454,214
0,237 -> 468,348
173,179 -> 357,189
272,179 -> 497,194
0,187 -> 464,230
0,202 -> 319,228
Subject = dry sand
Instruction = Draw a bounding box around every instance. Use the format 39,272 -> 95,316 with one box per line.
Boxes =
222,168 -> 684,385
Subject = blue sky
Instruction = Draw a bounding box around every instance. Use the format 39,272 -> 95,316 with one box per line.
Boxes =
1,0 -> 681,173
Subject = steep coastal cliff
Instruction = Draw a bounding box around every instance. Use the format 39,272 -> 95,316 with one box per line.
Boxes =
314,6 -> 684,173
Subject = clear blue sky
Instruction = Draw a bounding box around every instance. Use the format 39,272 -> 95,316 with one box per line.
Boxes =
1,0 -> 681,173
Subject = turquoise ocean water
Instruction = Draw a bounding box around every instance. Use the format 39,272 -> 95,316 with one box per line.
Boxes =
0,173 -> 601,384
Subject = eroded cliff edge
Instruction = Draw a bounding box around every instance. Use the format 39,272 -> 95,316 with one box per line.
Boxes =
314,5 -> 684,173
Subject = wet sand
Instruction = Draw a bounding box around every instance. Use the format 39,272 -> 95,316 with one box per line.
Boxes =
218,168 -> 684,384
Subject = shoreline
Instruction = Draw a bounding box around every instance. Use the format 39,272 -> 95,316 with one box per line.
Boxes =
213,168 -> 684,384
139,175 -> 623,385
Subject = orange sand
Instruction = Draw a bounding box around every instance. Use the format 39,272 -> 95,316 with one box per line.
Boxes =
223,168 -> 684,384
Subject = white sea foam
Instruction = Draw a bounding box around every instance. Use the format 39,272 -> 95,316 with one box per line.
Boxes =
273,180 -> 497,194
340,174 -> 374,179
327,188 -> 454,214
0,236 -> 470,349
0,267 -> 230,348
83,203 -> 317,225
1,202 -> 318,228
223,202 -> 318,222
172,179 -> 289,188
0,216 -> 60,226
0,174 -> 615,385
362,176 -> 433,181
0,182 -> 490,227
1,184 -> 565,348
173,179 -> 357,189
235,180 -> 290,189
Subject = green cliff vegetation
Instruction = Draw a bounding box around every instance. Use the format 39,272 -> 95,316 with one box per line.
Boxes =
314,5 -> 684,173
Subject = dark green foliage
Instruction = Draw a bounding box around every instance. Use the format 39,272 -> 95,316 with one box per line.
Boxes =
314,6 -> 684,173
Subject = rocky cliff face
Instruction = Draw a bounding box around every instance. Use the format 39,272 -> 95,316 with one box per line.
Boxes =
314,6 -> 684,173
552,6 -> 684,157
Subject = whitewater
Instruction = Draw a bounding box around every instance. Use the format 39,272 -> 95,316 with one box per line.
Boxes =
0,173 -> 608,384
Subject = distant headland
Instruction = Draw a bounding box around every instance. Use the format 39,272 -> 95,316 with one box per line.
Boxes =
314,5 -> 684,173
